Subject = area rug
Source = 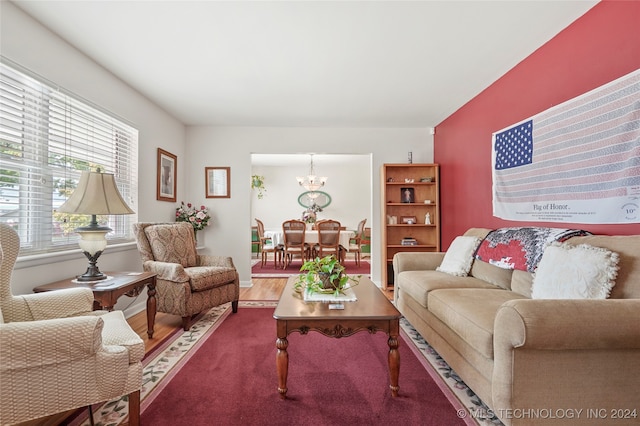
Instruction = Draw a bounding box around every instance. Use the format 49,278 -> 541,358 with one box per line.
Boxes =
252,259 -> 371,277
75,302 -> 503,426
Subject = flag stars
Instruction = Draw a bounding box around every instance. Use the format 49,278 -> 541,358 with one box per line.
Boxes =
494,120 -> 534,170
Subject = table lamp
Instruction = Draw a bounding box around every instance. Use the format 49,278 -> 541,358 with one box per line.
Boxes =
57,170 -> 135,281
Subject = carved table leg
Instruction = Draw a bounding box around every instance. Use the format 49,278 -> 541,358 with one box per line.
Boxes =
146,281 -> 157,339
276,336 -> 289,399
388,334 -> 400,397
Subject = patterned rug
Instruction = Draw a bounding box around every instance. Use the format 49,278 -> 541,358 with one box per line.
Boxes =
73,301 -> 503,426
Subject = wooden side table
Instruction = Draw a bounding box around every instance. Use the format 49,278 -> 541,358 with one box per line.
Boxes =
33,271 -> 158,338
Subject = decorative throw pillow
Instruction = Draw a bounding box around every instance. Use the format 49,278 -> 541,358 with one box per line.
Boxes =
436,236 -> 482,277
531,243 -> 619,299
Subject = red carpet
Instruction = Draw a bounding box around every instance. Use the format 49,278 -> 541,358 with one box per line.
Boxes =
252,259 -> 371,277
141,308 -> 465,425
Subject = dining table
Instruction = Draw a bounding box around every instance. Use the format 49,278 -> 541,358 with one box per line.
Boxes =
264,228 -> 355,251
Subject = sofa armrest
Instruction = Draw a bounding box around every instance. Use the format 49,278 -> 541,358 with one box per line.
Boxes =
393,252 -> 444,274
493,299 -> 640,423
495,298 -> 640,350
142,260 -> 190,282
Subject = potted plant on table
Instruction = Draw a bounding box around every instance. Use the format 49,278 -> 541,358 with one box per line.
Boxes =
294,255 -> 360,297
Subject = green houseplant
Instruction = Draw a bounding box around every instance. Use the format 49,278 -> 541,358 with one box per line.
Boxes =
251,175 -> 266,199
294,255 -> 360,297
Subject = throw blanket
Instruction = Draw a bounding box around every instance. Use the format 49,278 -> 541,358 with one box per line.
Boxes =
474,227 -> 591,272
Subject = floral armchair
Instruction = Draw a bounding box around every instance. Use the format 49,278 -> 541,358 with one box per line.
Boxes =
133,222 -> 239,331
0,223 -> 143,426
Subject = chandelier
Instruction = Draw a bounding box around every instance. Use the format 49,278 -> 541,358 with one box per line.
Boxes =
296,154 -> 327,192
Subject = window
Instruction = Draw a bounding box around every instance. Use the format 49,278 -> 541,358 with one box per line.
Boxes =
0,59 -> 138,256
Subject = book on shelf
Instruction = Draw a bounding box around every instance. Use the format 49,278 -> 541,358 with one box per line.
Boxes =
401,237 -> 418,246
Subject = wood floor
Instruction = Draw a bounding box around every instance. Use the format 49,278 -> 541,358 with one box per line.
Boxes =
19,277 -> 393,425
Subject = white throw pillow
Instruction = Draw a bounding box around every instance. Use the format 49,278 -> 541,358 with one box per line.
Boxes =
531,243 -> 619,299
436,236 -> 482,277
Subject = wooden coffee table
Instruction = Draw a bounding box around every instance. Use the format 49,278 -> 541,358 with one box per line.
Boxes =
273,275 -> 401,399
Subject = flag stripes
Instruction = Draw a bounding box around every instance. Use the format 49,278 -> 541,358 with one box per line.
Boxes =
493,70 -> 640,205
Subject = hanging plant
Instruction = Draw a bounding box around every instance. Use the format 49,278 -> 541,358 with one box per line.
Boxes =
251,175 -> 266,199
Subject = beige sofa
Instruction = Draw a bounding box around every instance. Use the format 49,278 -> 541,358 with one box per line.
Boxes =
393,228 -> 640,425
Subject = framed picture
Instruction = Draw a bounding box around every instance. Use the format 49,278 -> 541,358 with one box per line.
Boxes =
157,148 -> 177,202
400,187 -> 415,203
205,167 -> 231,198
401,216 -> 417,224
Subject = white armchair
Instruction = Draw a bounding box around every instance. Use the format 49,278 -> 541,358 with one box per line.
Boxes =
0,224 -> 143,425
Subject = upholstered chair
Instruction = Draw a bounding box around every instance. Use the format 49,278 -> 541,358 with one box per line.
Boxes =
133,222 -> 239,331
0,223 -> 143,426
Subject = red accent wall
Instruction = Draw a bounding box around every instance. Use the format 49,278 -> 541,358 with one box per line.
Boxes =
435,1 -> 640,247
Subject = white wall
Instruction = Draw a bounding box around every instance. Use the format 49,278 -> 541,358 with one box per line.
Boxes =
1,3 -> 185,315
186,127 -> 433,286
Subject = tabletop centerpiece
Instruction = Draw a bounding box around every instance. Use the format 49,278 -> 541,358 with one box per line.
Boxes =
294,255 -> 360,298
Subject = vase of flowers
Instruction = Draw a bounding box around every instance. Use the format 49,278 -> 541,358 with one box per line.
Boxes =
176,202 -> 211,240
302,202 -> 322,226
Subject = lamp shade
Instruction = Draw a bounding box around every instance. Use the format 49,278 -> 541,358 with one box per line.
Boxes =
58,171 -> 135,215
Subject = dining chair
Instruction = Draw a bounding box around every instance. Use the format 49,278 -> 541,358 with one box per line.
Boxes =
282,219 -> 309,269
256,219 -> 283,268
311,219 -> 327,230
348,218 -> 367,266
315,219 -> 345,262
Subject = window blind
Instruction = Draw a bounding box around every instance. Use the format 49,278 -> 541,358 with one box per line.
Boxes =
0,59 -> 138,256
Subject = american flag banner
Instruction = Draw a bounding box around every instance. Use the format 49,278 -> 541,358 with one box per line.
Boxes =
492,69 -> 640,224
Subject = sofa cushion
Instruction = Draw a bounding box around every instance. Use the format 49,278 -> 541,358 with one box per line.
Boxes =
436,236 -> 482,276
511,270 -> 534,298
565,234 -> 640,299
532,243 -> 619,299
470,259 -> 513,290
186,266 -> 237,292
428,288 -> 528,359
144,224 -> 197,268
397,270 -> 497,309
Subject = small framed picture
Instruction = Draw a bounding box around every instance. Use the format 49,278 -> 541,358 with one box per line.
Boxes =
157,148 -> 177,202
400,187 -> 415,203
401,216 -> 417,224
205,167 -> 231,198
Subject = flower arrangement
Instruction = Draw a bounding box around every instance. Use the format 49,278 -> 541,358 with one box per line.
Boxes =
175,202 -> 211,231
301,210 -> 316,224
301,202 -> 323,224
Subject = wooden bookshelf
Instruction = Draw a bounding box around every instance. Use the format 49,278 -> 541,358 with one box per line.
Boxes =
381,163 -> 440,289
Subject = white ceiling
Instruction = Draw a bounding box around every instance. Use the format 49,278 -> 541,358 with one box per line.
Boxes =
11,0 -> 597,128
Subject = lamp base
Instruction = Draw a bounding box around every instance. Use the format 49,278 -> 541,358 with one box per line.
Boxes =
76,250 -> 107,281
